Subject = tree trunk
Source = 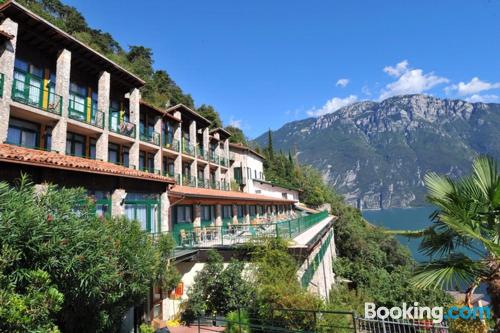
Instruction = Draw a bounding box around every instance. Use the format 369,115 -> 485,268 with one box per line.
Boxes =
487,259 -> 500,333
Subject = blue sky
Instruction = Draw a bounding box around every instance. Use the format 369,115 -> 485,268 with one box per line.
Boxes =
64,0 -> 500,138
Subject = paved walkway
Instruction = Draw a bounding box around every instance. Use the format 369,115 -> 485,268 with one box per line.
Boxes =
291,216 -> 334,246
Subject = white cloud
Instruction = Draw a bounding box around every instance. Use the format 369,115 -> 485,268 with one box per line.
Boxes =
336,78 -> 349,87
228,117 -> 242,128
361,85 -> 372,96
465,94 -> 499,103
379,61 -> 448,100
383,60 -> 409,77
446,77 -> 500,96
306,95 -> 358,117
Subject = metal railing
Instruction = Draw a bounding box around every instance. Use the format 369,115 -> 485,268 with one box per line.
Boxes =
209,150 -> 218,163
140,130 -> 160,146
12,77 -> 62,115
68,101 -> 104,129
181,175 -> 196,187
170,211 -> 328,248
0,73 -> 4,98
209,180 -> 220,190
197,179 -> 207,188
164,138 -> 179,151
163,170 -> 175,178
196,146 -> 207,160
182,140 -> 195,156
301,231 -> 333,288
109,113 -> 136,138
139,166 -> 160,174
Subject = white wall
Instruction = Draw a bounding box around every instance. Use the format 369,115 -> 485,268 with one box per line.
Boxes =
253,181 -> 299,201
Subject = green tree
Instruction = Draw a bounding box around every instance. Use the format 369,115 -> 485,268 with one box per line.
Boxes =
0,177 -> 175,332
266,129 -> 274,161
225,126 -> 248,145
182,250 -> 253,322
197,104 -> 222,129
409,156 -> 500,331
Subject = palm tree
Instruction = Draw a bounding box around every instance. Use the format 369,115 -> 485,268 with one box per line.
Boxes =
410,156 -> 500,331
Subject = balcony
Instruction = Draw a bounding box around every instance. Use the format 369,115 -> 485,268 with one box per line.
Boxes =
182,140 -> 195,156
209,180 -> 220,190
11,76 -> 62,115
139,166 -> 160,174
196,146 -> 208,160
163,169 -> 175,178
181,175 -> 196,187
68,100 -> 105,129
220,157 -> 228,167
109,111 -> 136,138
0,73 -> 4,97
168,211 -> 328,248
209,151 -> 218,164
197,179 -> 207,189
164,138 -> 180,152
140,130 -> 160,146
220,181 -> 230,191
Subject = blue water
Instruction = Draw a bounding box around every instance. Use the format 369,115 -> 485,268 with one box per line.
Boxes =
362,207 -> 435,262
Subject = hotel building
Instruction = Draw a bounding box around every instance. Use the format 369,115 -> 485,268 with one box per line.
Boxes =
0,1 -> 337,330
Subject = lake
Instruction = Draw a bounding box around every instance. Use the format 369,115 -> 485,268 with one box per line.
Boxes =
362,206 -> 435,262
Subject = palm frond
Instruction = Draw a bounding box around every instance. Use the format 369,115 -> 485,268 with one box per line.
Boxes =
411,254 -> 487,290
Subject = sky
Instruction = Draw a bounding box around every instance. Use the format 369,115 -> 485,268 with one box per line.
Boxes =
64,0 -> 500,138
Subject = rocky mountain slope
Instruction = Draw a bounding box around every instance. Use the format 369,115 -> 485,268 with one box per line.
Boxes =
254,94 -> 500,209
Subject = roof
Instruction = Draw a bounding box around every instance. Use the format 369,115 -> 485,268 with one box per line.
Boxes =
0,0 -> 144,87
165,104 -> 211,127
210,127 -> 231,140
294,203 -> 320,214
0,144 -> 175,184
169,185 -> 296,204
140,100 -> 180,122
229,142 -> 265,160
253,178 -> 302,192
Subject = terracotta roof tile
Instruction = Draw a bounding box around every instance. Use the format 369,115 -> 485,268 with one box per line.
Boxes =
0,144 -> 174,183
170,185 -> 296,203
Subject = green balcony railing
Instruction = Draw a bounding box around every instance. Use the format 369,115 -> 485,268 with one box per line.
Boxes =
140,130 -> 160,146
182,140 -> 195,156
109,110 -> 136,138
166,211 -> 328,248
209,150 -> 218,163
220,157 -> 228,167
301,231 -> 333,287
68,101 -> 105,129
197,179 -> 207,188
0,73 -> 4,98
180,175 -> 196,187
139,166 -> 160,174
196,146 -> 208,160
164,138 -> 180,151
12,77 -> 62,115
220,181 -> 230,191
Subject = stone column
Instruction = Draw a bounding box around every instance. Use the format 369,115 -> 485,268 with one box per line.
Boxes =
215,166 -> 221,189
203,164 -> 210,185
215,204 -> 222,226
193,204 -> 201,228
96,71 -> 110,161
154,115 -> 162,173
160,190 -> 170,232
128,88 -> 140,169
202,127 -> 209,157
232,204 -> 238,224
111,188 -> 126,217
173,119 -> 182,179
0,18 -> 18,143
244,205 -> 250,224
223,139 -> 229,162
52,49 -> 71,153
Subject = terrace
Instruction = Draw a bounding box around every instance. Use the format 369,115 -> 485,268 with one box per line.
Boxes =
165,210 -> 329,249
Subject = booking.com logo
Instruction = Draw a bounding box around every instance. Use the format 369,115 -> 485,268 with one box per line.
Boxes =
365,302 -> 491,324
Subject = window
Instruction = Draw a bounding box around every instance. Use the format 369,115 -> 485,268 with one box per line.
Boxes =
88,190 -> 111,217
249,205 -> 256,216
255,190 -> 261,194
44,126 -> 52,150
237,205 -> 244,218
282,193 -> 288,199
201,205 -> 215,221
122,147 -> 129,167
124,193 -> 160,233
198,169 -> 204,180
66,132 -> 86,157
108,143 -> 119,164
254,170 -> 257,179
176,205 -> 192,223
89,138 -> 96,159
222,205 -> 232,218
7,118 -> 39,148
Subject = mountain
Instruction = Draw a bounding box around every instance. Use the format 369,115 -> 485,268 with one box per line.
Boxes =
254,94 -> 500,209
